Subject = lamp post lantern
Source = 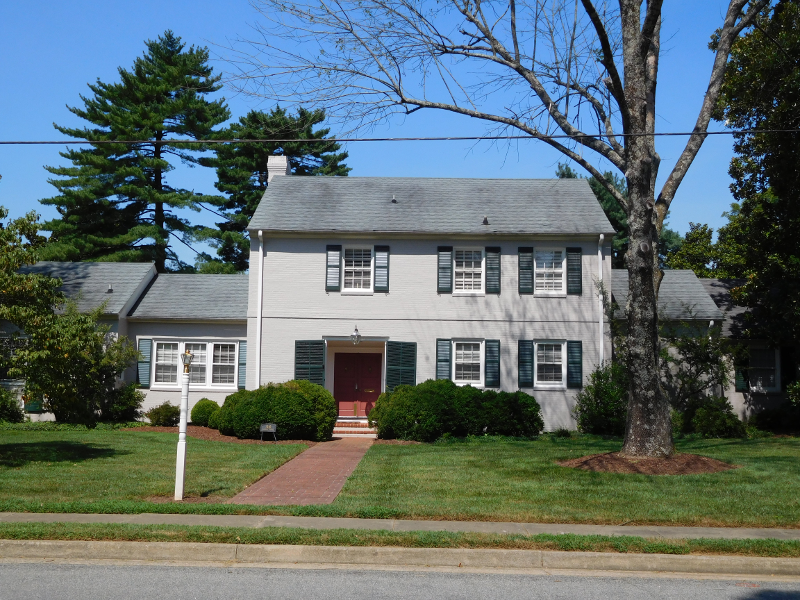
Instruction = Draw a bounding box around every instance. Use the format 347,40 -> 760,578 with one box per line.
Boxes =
174,349 -> 193,500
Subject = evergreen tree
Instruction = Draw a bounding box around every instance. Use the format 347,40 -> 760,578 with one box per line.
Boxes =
556,164 -> 681,268
712,1 -> 800,344
40,31 -> 230,272
196,108 -> 349,272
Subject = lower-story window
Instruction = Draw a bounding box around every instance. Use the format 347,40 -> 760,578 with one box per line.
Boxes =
534,341 -> 566,388
453,340 -> 483,385
152,340 -> 238,389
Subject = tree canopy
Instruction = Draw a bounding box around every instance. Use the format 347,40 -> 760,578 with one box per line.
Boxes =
40,30 -> 230,272
197,107 -> 350,272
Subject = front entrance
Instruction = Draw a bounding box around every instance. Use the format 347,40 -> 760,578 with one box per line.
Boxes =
333,353 -> 382,417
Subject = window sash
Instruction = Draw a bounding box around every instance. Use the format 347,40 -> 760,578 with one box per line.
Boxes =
454,250 -> 483,291
185,343 -> 207,384
535,250 -> 564,292
749,348 -> 777,390
212,343 -> 237,385
454,342 -> 482,383
343,248 -> 372,290
535,342 -> 564,385
154,342 -> 179,384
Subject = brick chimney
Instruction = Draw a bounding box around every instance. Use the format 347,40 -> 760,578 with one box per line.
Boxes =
267,155 -> 291,182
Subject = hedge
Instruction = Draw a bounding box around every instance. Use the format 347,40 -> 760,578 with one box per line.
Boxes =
190,398 -> 220,427
368,379 -> 543,442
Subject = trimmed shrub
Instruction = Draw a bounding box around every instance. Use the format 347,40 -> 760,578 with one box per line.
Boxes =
215,389 -> 253,436
144,402 -> 180,427
190,398 -> 220,426
207,407 -> 221,430
691,397 -> 746,438
101,383 -> 144,423
749,402 -> 800,434
221,381 -> 336,441
0,388 -> 24,423
368,379 -> 544,441
572,362 -> 628,436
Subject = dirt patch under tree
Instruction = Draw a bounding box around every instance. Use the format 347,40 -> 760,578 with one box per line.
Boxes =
557,452 -> 738,475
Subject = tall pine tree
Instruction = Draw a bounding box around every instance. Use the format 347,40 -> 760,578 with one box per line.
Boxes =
196,107 -> 349,272
41,31 -> 230,272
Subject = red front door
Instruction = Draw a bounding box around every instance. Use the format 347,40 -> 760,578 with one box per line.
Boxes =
333,353 -> 382,417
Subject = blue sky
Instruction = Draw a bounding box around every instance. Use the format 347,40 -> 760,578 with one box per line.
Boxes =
1,0 -> 744,264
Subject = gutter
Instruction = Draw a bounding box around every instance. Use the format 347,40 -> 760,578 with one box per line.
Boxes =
255,230 -> 264,388
598,234 -> 605,365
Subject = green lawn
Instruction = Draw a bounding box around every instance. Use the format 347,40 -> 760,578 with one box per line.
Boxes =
0,430 -> 305,503
330,436 -> 800,527
1,522 -> 799,557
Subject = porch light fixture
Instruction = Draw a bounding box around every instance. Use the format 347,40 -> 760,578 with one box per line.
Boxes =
351,325 -> 361,345
175,349 -> 194,500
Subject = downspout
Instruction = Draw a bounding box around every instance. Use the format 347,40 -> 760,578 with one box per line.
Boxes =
255,230 -> 264,388
598,234 -> 605,365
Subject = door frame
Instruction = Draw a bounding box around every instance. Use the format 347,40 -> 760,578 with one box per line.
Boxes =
323,338 -> 388,411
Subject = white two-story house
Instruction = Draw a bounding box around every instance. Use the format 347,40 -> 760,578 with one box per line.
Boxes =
244,157 -> 616,429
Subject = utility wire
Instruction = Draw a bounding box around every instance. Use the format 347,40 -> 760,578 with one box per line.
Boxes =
1,129 -> 799,145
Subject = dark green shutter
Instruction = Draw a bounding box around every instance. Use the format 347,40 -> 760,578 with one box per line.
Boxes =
518,247 -> 533,294
518,340 -> 533,388
295,340 -> 325,386
566,247 -> 582,295
137,339 -> 152,389
386,341 -> 416,391
735,366 -> 749,392
437,246 -> 453,293
325,245 -> 341,291
374,245 -> 390,292
485,340 -> 500,388
436,339 -> 452,380
485,247 -> 501,294
238,341 -> 247,389
567,341 -> 583,388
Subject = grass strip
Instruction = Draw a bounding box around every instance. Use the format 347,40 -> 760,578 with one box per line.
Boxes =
0,522 -> 798,558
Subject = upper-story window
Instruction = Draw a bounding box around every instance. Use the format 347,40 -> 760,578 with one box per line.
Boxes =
454,248 -> 484,294
343,248 -> 373,291
534,249 -> 565,294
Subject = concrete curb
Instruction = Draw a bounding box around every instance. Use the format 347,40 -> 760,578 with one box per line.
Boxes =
1,540 -> 799,577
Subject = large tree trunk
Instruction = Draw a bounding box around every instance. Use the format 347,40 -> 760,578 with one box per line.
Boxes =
153,137 -> 166,273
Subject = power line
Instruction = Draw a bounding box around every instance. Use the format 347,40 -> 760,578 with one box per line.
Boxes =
1,129 -> 799,145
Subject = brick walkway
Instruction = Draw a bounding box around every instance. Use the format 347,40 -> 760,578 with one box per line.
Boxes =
228,438 -> 373,506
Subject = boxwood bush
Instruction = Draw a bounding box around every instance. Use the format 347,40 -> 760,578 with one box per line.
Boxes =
368,379 -> 543,441
572,362 -> 628,436
691,396 -> 746,438
144,402 -> 180,427
190,398 -> 220,427
217,380 -> 337,441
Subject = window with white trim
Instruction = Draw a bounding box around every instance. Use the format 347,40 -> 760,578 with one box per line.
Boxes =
453,340 -> 483,385
454,249 -> 483,293
154,342 -> 179,384
534,341 -> 566,388
151,341 -> 239,389
343,248 -> 373,291
534,249 -> 565,294
748,347 -> 780,393
212,344 -> 237,384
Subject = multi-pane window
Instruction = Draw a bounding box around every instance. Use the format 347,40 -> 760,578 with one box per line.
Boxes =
151,341 -> 237,388
343,248 -> 372,290
454,342 -> 482,383
454,250 -> 482,291
536,342 -> 563,384
213,344 -> 237,384
185,343 -> 207,384
749,348 -> 778,391
535,250 -> 564,292
154,342 -> 179,384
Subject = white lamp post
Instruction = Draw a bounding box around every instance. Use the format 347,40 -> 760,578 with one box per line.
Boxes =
174,349 -> 193,501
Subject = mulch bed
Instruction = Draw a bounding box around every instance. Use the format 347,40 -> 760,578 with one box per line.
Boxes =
557,452 -> 738,475
123,425 -> 317,447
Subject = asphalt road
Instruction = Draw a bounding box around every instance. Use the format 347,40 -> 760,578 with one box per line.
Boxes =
1,563 -> 800,600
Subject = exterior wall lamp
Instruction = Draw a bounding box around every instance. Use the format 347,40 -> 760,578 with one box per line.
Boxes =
351,325 -> 361,345
174,349 -> 193,500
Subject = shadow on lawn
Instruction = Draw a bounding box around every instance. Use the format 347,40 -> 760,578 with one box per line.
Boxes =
0,441 -> 127,468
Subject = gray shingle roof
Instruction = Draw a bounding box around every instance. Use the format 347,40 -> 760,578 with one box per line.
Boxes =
699,278 -> 748,338
128,274 -> 248,320
18,262 -> 155,315
249,177 -> 616,236
611,269 -> 723,322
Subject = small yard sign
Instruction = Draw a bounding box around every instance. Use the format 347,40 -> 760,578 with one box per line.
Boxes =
260,423 -> 277,441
